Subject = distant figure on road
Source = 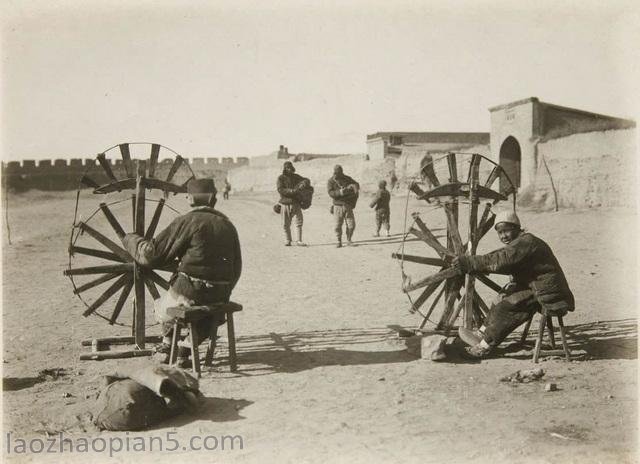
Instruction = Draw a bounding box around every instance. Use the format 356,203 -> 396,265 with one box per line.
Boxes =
369,180 -> 391,237
327,165 -> 359,248
223,179 -> 231,200
389,171 -> 398,191
277,161 -> 311,246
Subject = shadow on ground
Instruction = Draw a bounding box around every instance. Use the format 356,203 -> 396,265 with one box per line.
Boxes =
496,318 -> 637,360
153,397 -> 254,428
233,328 -> 416,374
3,376 -> 46,391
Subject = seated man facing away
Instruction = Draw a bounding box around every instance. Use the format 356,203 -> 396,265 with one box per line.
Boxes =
453,211 -> 574,359
121,178 -> 242,366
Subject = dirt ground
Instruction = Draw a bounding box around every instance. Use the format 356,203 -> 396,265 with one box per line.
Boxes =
2,189 -> 637,463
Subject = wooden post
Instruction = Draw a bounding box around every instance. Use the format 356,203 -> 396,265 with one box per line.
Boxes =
464,155 -> 480,329
134,160 -> 146,349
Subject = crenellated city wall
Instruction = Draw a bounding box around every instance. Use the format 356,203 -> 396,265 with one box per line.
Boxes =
1,156 -> 249,191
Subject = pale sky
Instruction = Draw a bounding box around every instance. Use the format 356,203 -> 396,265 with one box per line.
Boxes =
1,0 -> 638,160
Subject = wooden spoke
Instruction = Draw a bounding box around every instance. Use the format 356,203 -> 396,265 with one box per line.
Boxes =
443,204 -> 464,255
410,278 -> 443,313
147,270 -> 170,290
391,253 -> 445,267
436,276 -> 464,330
468,202 -> 479,250
475,206 -> 496,246
408,182 -> 430,202
501,178 -> 516,197
463,275 -> 476,328
131,195 -> 136,228
97,153 -> 118,183
77,222 -> 131,262
473,290 -> 490,317
447,293 -> 467,327
418,183 -> 507,202
119,143 -> 134,178
82,273 -> 130,316
411,213 -> 454,258
148,144 -> 160,178
446,152 -> 457,182
466,154 -> 481,184
109,276 -> 134,324
93,177 -> 189,194
143,178 -> 188,193
135,162 -> 146,235
64,263 -> 132,276
99,203 -> 126,239
475,273 -> 502,293
165,155 -> 184,183
134,264 -> 146,347
418,283 -> 446,329
80,175 -> 100,189
143,274 -> 161,300
73,272 -> 121,294
485,165 -> 501,189
180,175 -> 196,191
402,267 -> 459,293
421,162 -> 440,187
145,199 -> 165,239
93,178 -> 136,194
69,245 -> 125,262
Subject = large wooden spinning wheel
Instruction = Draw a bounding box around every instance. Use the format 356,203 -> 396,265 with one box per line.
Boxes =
393,152 -> 517,333
64,143 -> 195,350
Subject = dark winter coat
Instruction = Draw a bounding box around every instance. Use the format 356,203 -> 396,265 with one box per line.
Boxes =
461,232 -> 574,315
327,174 -> 360,208
277,172 -> 308,205
122,207 -> 242,289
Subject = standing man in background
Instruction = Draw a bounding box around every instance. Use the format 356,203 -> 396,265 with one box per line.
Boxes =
277,161 -> 310,246
327,165 -> 359,248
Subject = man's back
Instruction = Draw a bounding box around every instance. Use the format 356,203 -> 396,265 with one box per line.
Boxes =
123,206 -> 242,287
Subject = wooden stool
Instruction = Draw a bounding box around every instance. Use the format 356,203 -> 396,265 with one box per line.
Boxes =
520,308 -> 571,363
166,302 -> 243,377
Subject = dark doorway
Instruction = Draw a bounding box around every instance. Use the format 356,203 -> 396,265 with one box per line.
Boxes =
499,136 -> 521,192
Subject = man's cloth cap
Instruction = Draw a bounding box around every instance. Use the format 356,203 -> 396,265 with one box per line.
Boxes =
494,210 -> 521,229
187,178 -> 216,194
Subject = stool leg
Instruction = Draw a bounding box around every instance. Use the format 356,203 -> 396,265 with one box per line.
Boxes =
546,316 -> 556,349
532,313 -> 546,363
169,322 -> 180,366
227,312 -> 237,372
557,316 -> 571,362
188,322 -> 201,378
520,315 -> 533,345
204,322 -> 219,367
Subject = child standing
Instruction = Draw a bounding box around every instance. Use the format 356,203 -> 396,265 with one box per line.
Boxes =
369,180 -> 391,237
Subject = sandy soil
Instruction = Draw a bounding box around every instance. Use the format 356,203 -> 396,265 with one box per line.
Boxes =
2,189 -> 637,463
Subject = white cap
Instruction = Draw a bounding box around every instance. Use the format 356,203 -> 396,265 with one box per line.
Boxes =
494,210 -> 521,229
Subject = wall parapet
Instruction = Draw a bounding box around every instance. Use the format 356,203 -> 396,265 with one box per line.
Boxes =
1,155 -> 249,191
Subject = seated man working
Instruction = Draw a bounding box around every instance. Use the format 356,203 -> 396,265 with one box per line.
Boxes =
121,178 -> 242,366
454,211 -> 574,359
